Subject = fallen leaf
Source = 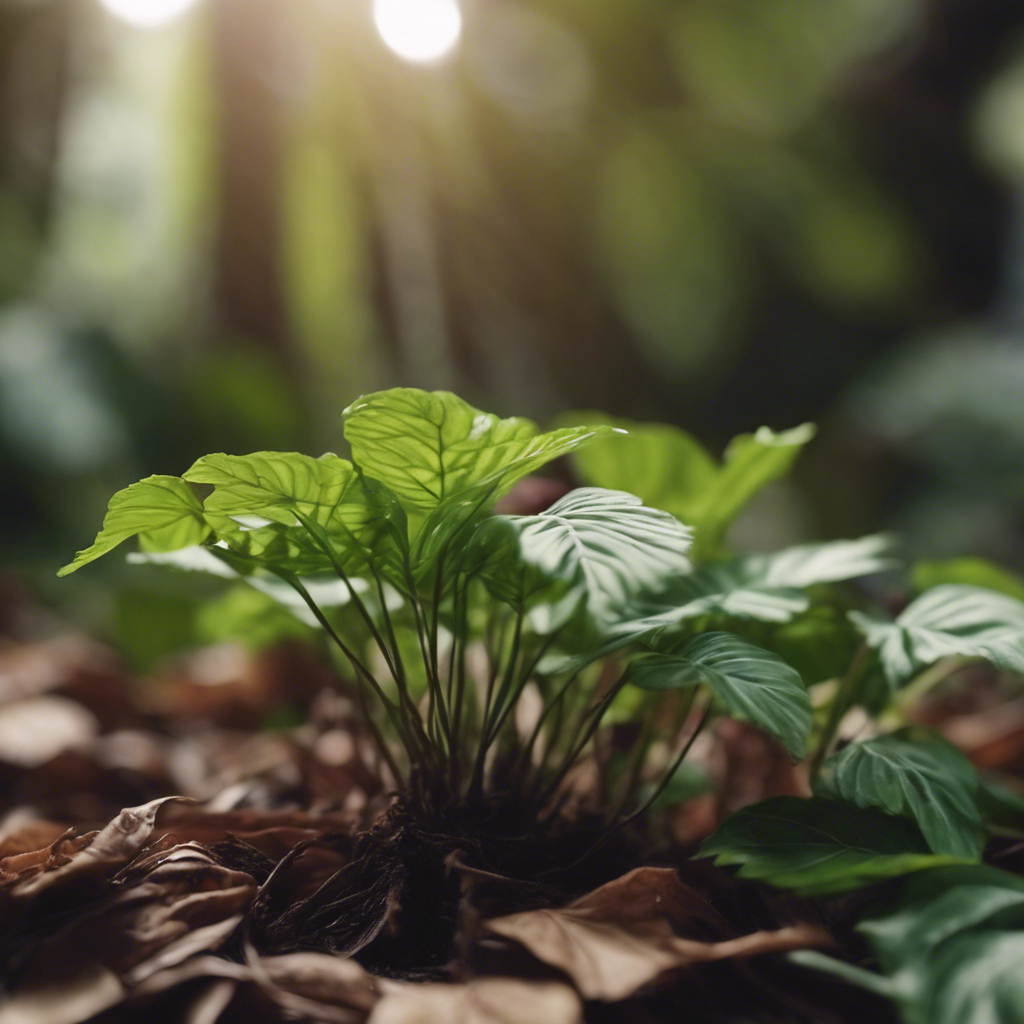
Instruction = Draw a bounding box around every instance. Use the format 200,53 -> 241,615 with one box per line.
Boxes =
1,796 -> 184,900
0,698 -> 98,768
258,952 -> 379,1013
485,866 -> 829,1001
0,962 -> 123,1024
370,979 -> 582,1024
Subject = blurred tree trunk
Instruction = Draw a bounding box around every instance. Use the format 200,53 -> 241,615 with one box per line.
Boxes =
210,0 -> 291,366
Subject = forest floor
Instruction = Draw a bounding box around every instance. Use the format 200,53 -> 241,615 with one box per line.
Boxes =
1,578 -> 1022,1024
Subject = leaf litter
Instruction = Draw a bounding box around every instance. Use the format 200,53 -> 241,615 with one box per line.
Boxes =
0,588 -> 1000,1024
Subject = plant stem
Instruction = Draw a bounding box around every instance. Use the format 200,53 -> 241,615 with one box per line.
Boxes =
619,699 -> 711,827
535,673 -> 628,812
274,571 -> 410,779
810,642 -> 871,779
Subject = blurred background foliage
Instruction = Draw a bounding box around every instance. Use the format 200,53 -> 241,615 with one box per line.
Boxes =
0,0 -> 1022,653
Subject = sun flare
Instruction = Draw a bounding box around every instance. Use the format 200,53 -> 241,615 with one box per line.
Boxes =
372,0 -> 463,64
98,0 -> 201,30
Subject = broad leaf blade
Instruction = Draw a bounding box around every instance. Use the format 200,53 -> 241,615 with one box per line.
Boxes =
912,557 -> 1024,603
699,796 -> 965,896
343,388 -> 612,513
58,476 -> 209,576
800,865 -> 1024,1024
851,584 -> 1024,688
694,423 -> 816,559
476,488 -> 694,633
555,412 -> 718,523
183,451 -> 391,576
620,535 -> 896,635
629,632 -> 811,759
814,735 -> 984,858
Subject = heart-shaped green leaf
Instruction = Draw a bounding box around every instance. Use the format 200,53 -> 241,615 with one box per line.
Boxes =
183,451 -> 392,577
629,632 -> 811,758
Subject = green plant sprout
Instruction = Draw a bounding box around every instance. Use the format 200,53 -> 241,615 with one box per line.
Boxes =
60,389 -> 1024,882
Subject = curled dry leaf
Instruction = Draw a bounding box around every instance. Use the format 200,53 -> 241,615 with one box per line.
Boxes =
0,796 -> 185,900
370,979 -> 582,1024
485,867 -> 831,1001
5,843 -> 256,1009
97,951 -> 378,1024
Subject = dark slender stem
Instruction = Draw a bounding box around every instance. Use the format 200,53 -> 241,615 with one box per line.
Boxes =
514,668 -> 581,786
535,673 -> 629,811
485,632 -> 558,753
810,643 -> 870,778
482,608 -> 525,748
619,700 -> 711,827
273,571 -> 409,780
610,702 -> 659,820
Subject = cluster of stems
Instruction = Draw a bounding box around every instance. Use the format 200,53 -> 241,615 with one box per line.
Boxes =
261,517 -> 707,825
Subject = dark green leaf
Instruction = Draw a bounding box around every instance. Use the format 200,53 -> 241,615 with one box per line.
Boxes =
58,476 -> 210,576
975,776 -> 1024,831
795,865 -> 1024,1024
814,735 -> 983,858
850,584 -> 1024,688
629,632 -> 811,758
699,796 -> 965,895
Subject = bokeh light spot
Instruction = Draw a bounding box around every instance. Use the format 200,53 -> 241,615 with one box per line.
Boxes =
373,0 -> 462,63
98,0 -> 200,30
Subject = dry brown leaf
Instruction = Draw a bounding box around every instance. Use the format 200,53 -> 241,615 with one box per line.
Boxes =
0,962 -> 123,1024
485,866 -> 830,1001
370,979 -> 582,1024
11,845 -> 255,986
258,952 -> 379,1013
0,796 -> 185,899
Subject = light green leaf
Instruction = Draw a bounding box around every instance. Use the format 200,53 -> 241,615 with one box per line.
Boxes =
473,488 -> 693,633
343,388 -> 612,513
196,585 -> 315,651
58,476 -> 210,576
560,413 -> 815,561
850,584 -> 1024,689
620,535 -> 896,634
912,557 -> 1024,603
183,451 -> 388,576
554,412 -> 717,522
699,796 -> 965,896
814,735 -> 984,858
629,632 -> 811,758
702,424 -> 817,548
